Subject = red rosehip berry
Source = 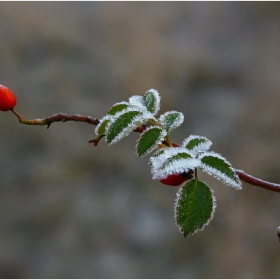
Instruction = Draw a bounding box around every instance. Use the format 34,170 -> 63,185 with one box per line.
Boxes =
160,174 -> 187,186
0,85 -> 17,111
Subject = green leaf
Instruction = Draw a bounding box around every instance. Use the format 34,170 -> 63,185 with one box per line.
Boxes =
182,135 -> 212,155
95,116 -> 111,136
198,151 -> 242,189
136,127 -> 167,158
143,89 -> 160,115
175,179 -> 216,237
106,109 -> 146,145
159,111 -> 184,132
108,102 -> 129,115
150,147 -> 201,180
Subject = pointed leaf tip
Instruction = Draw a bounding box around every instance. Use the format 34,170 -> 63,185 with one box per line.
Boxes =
159,111 -> 184,132
199,151 -> 242,189
136,126 -> 167,158
143,89 -> 161,116
106,108 -> 149,145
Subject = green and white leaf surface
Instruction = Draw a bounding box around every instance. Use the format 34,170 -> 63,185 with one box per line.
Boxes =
158,110 -> 184,132
175,179 -> 216,237
198,151 -> 242,189
136,126 -> 167,158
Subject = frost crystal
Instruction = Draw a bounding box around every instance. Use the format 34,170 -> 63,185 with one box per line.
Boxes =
152,157 -> 201,180
105,107 -> 151,145
174,182 -> 217,236
149,147 -> 195,172
182,135 -> 212,156
95,115 -> 112,136
143,89 -> 161,116
128,95 -> 146,110
136,126 -> 167,158
158,111 -> 184,132
198,151 -> 242,190
149,147 -> 200,180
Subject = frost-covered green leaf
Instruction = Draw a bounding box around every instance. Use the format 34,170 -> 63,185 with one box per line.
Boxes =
158,111 -> 184,132
108,102 -> 129,115
106,108 -> 149,145
128,95 -> 146,110
150,147 -> 200,180
136,126 -> 167,158
198,151 -> 242,189
175,179 -> 216,237
182,135 -> 212,156
95,116 -> 111,136
143,89 -> 161,115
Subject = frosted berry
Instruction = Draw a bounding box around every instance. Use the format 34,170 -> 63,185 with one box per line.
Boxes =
0,85 -> 17,111
160,174 -> 187,186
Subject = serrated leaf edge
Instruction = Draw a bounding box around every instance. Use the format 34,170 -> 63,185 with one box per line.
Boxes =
174,180 -> 217,237
198,151 -> 242,190
108,101 -> 130,115
181,135 -> 212,156
158,110 -> 184,132
152,157 -> 201,180
136,126 -> 167,158
95,115 -> 112,136
128,95 -> 146,110
143,88 -> 161,116
105,107 -> 152,146
149,147 -> 196,172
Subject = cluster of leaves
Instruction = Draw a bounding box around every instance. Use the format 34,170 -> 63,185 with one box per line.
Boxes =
95,89 -> 242,237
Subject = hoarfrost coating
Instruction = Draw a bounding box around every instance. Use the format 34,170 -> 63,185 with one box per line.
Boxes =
198,151 -> 242,190
136,126 -> 167,158
149,147 -> 195,172
143,89 -> 161,116
152,158 -> 201,180
105,107 -> 153,145
158,110 -> 184,132
174,182 -> 217,236
182,135 -> 212,156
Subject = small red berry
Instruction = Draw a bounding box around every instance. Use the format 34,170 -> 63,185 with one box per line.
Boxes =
160,174 -> 187,186
0,85 -> 17,111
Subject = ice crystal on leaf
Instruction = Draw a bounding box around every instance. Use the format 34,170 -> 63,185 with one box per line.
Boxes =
182,135 -> 212,156
107,102 -> 129,115
143,89 -> 161,116
95,115 -> 112,136
152,157 -> 201,180
159,111 -> 184,132
128,95 -> 146,111
105,107 -> 151,145
198,151 -> 242,190
150,147 -> 200,180
150,147 -> 194,172
174,179 -> 216,237
136,126 -> 167,158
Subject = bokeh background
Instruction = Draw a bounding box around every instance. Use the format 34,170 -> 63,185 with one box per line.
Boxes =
0,2 -> 280,278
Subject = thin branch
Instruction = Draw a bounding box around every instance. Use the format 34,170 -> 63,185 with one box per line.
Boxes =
235,169 -> 280,193
11,108 -> 100,128
10,109 -> 280,193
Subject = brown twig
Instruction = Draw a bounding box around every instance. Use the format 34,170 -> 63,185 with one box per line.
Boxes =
10,110 -> 280,193
11,108 -> 100,128
235,169 -> 280,193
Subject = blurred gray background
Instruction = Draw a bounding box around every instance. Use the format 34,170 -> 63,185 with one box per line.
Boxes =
0,2 -> 280,278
